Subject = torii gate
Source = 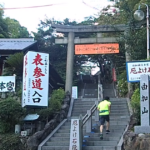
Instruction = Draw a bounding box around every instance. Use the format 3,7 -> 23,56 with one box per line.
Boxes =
52,24 -> 130,95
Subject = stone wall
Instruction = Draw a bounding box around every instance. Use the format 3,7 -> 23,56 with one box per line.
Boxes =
123,114 -> 150,150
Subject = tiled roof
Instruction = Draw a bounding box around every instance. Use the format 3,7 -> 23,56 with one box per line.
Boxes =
0,38 -> 37,50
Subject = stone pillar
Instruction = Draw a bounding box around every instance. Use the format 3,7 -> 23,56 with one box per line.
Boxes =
65,32 -> 75,94
134,74 -> 150,133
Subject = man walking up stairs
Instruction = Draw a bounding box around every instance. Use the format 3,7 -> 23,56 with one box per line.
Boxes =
97,96 -> 111,140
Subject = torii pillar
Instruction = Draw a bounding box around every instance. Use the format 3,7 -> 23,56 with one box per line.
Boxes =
66,32 -> 75,93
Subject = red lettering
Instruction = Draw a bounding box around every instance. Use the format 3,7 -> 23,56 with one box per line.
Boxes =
32,53 -> 44,66
130,68 -> 137,74
25,68 -> 27,77
25,55 -> 28,66
32,78 -> 43,90
147,67 -> 150,72
33,67 -> 45,78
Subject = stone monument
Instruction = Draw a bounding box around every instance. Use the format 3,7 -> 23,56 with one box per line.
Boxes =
134,74 -> 150,133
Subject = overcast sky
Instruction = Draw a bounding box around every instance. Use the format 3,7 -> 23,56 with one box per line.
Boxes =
0,0 -> 114,33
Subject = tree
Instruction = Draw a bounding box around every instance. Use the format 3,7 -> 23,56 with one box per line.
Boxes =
4,17 -> 29,38
2,52 -> 24,76
0,97 -> 24,133
0,4 -> 29,38
0,8 -> 9,38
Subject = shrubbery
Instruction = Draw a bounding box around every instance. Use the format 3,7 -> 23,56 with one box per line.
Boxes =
0,134 -> 25,150
131,88 -> 140,125
0,97 -> 24,133
117,70 -> 128,97
37,88 -> 65,121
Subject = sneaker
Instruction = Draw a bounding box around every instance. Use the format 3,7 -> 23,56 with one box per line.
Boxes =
100,133 -> 103,140
106,130 -> 110,134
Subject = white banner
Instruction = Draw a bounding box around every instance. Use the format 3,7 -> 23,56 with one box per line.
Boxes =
126,61 -> 150,82
22,51 -> 49,107
0,76 -> 15,92
72,86 -> 78,99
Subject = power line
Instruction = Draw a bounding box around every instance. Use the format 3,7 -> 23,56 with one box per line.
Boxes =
0,3 -> 67,10
82,0 -> 100,11
0,1 -> 100,11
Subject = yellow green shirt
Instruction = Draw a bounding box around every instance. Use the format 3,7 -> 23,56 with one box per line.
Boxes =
97,100 -> 111,115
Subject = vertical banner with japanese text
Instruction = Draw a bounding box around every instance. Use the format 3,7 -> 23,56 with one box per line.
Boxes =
69,119 -> 80,150
140,75 -> 150,126
22,51 -> 49,107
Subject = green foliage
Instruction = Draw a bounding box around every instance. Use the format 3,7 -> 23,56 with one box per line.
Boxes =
131,88 -> 140,124
49,88 -> 65,112
0,8 -> 9,38
30,88 -> 65,121
0,7 -> 29,38
0,97 -> 24,133
2,52 -> 24,76
5,17 -> 29,38
117,70 -> 128,97
0,134 -> 25,150
37,107 -> 53,121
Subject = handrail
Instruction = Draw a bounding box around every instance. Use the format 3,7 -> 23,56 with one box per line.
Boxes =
82,103 -> 97,127
67,98 -> 74,119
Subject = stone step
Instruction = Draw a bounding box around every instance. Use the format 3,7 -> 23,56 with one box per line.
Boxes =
57,127 -> 125,133
60,125 -> 126,132
71,112 -> 129,116
85,141 -> 118,146
82,146 -> 116,150
46,141 -> 69,146
83,132 -> 123,137
46,140 -> 118,147
42,146 -> 69,150
83,136 -> 120,141
72,109 -> 129,113
82,120 -> 128,124
49,136 -> 120,142
73,103 -> 128,107
73,106 -> 128,110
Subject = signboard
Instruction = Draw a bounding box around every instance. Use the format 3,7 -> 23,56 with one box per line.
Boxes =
75,43 -> 119,55
126,61 -> 150,82
0,76 -> 15,92
72,86 -> 78,99
69,119 -> 80,150
140,75 -> 150,126
22,51 -> 49,107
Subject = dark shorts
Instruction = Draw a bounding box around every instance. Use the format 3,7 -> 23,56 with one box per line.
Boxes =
99,115 -> 110,125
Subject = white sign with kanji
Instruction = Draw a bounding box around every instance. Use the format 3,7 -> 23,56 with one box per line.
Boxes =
126,61 -> 150,82
22,51 -> 49,107
69,119 -> 80,150
0,76 -> 15,92
72,86 -> 78,99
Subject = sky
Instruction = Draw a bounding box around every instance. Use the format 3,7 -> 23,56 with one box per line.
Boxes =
0,0 -> 114,33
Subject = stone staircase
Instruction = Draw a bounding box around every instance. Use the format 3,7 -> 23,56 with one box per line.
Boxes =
39,83 -> 130,150
82,98 -> 130,150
